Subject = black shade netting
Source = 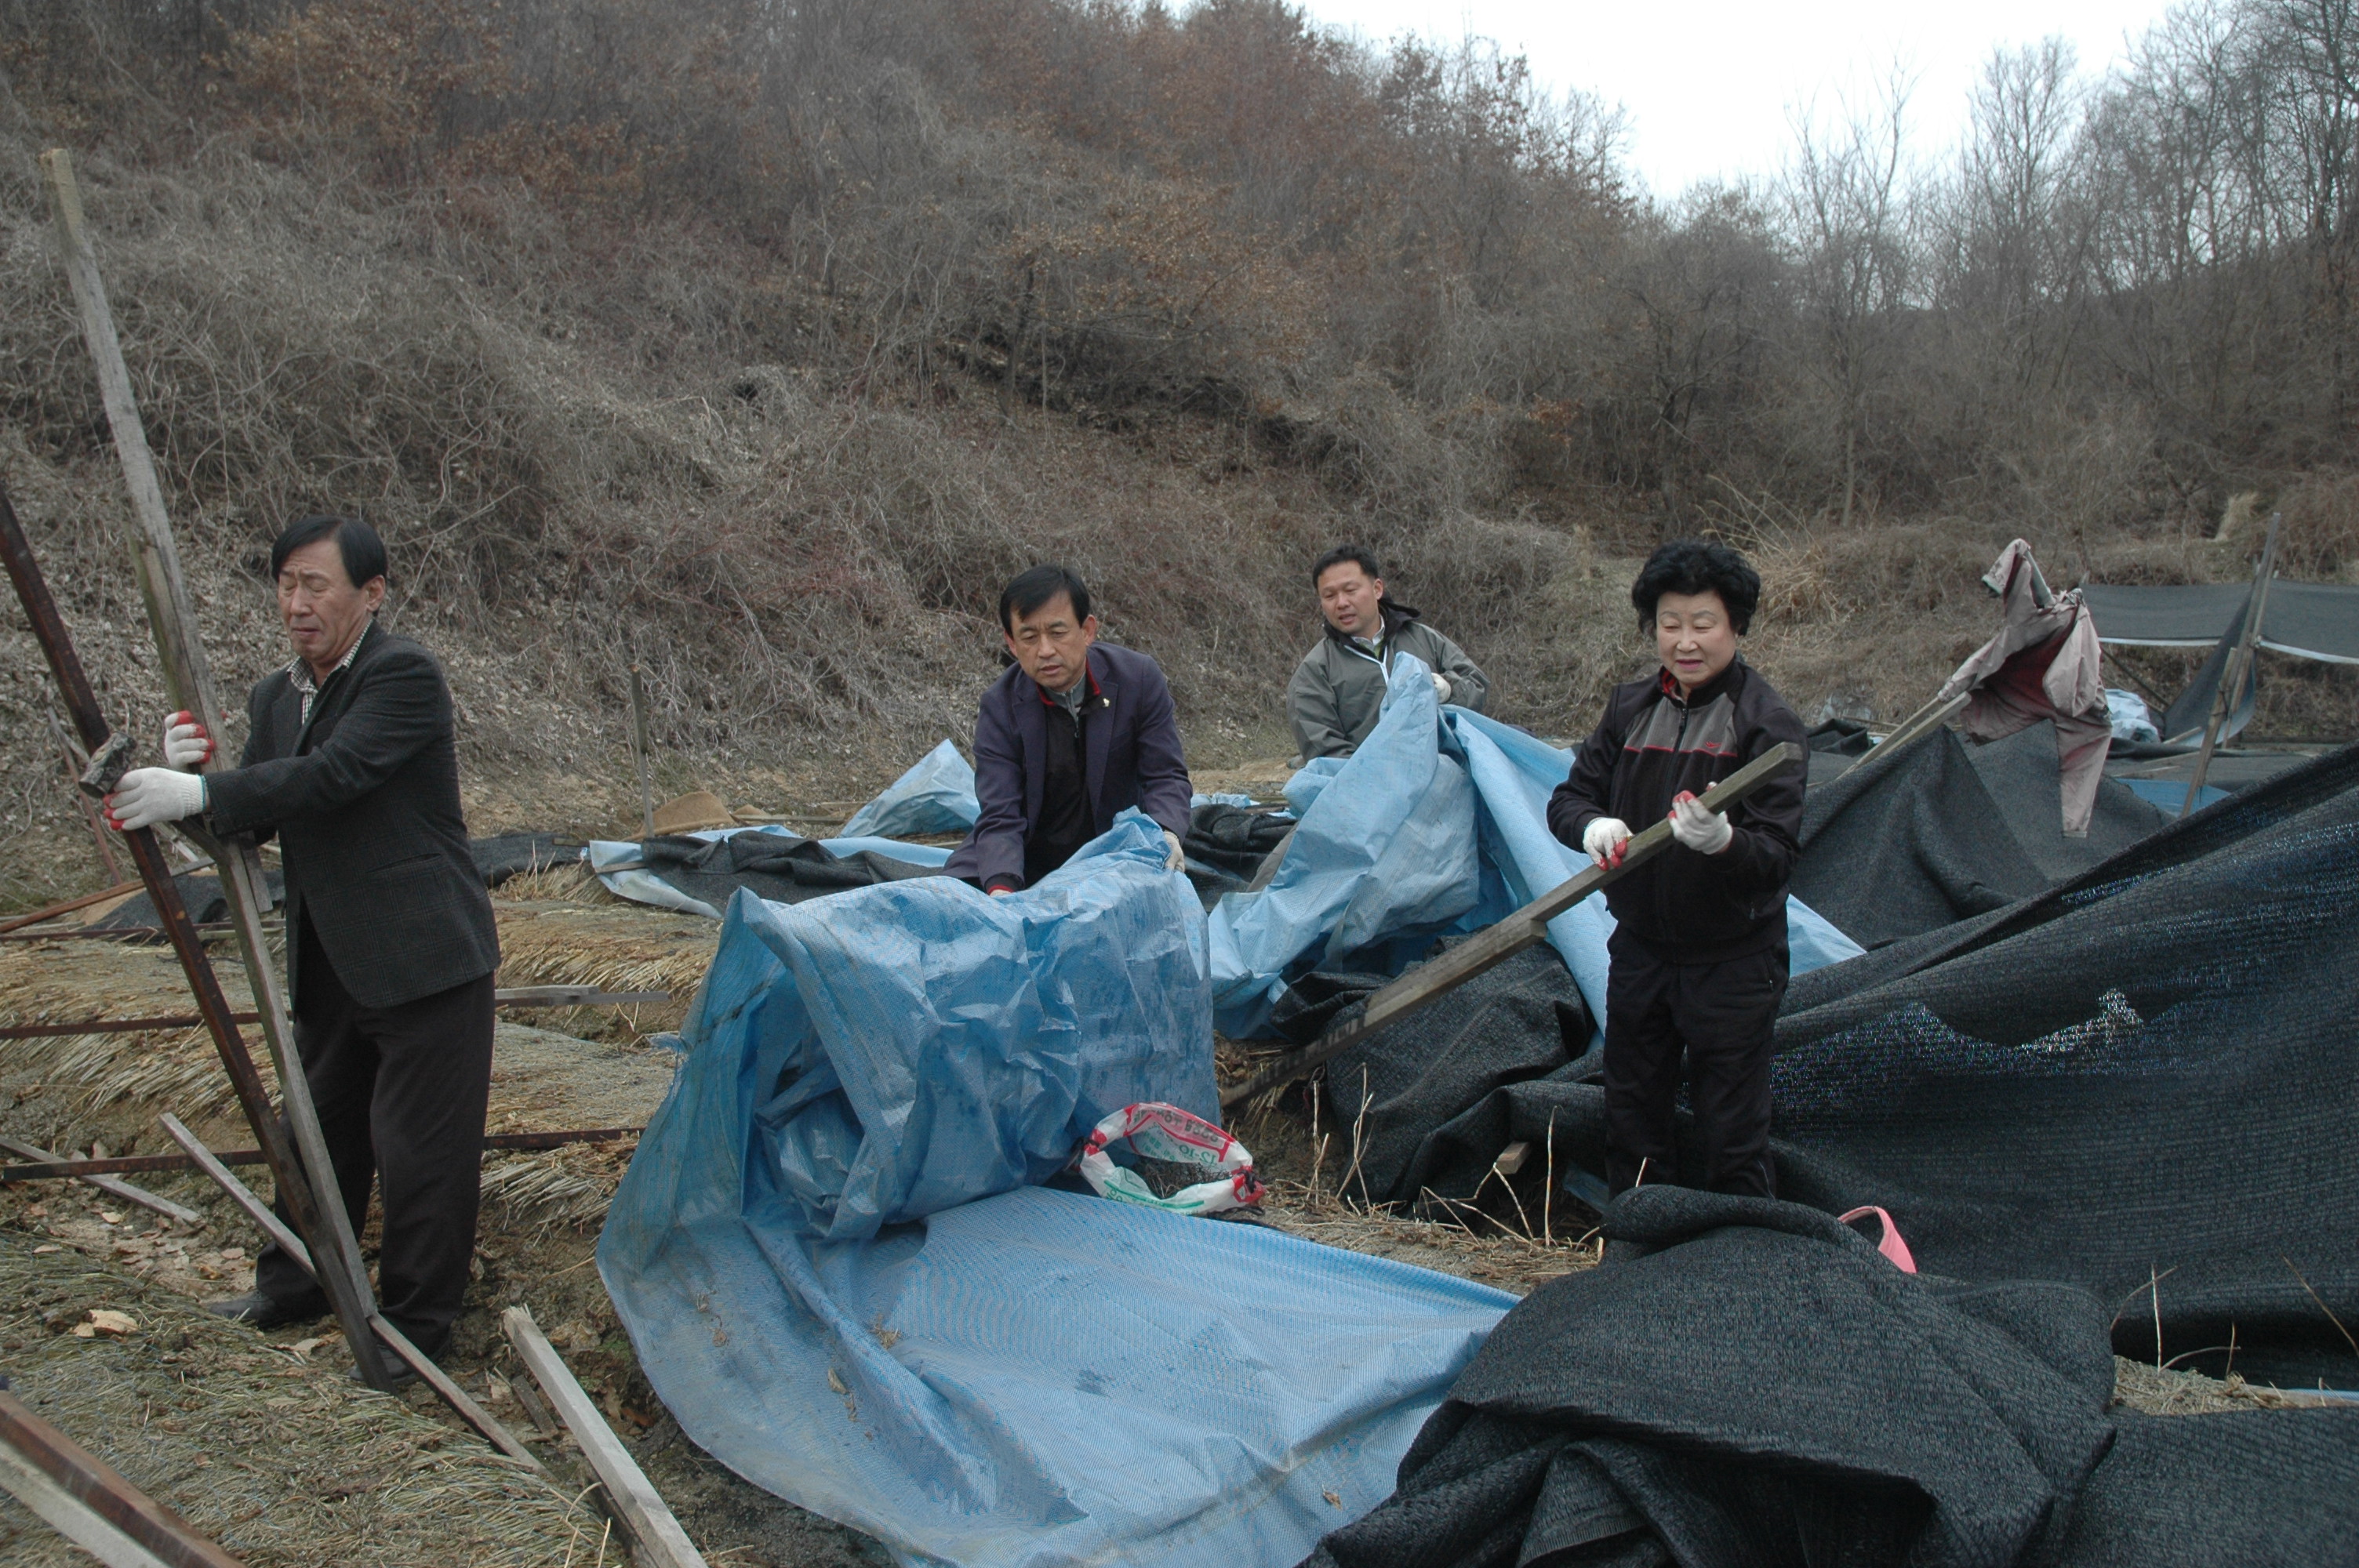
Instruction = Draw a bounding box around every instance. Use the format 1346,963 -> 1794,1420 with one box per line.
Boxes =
1299,1189 -> 2359,1568
1283,945 -> 1591,1209
631,832 -> 950,909
89,868 -> 285,931
1791,725 -> 2164,949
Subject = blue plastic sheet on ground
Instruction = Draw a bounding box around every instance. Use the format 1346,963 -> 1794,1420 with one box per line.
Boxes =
598,814 -> 1512,1567
1201,653 -> 1863,1036
839,738 -> 980,839
2116,777 -> 2230,816
587,827 -> 952,916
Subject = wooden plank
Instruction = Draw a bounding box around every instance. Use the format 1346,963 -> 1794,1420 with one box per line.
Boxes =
0,1134 -> 201,1225
156,1116 -> 551,1472
1492,1142 -> 1530,1177
1220,743 -> 1805,1108
2186,511 -> 2283,812
1,1126 -> 643,1183
0,877 -> 141,934
0,1388 -> 244,1568
42,147 -> 391,1388
503,1306 -> 710,1568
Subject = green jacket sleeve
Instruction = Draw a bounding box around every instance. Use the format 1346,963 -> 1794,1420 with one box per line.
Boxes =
1419,626 -> 1491,713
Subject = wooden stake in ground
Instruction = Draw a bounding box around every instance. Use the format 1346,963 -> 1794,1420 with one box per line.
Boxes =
1220,743 -> 1805,1108
503,1305 -> 711,1568
0,1385 -> 244,1568
35,149 -> 393,1391
2184,510 -> 2284,814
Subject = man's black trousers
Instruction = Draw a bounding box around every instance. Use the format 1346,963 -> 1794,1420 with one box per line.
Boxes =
1601,929 -> 1788,1199
255,917 -> 495,1344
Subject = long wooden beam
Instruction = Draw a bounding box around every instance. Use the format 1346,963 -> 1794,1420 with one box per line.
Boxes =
503,1306 -> 711,1568
1220,742 -> 1805,1108
42,149 -> 395,1388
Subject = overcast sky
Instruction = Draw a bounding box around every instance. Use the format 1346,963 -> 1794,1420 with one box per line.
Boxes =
1293,0 -> 2179,198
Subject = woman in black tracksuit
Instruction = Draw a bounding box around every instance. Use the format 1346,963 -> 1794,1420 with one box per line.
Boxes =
1547,540 -> 1808,1199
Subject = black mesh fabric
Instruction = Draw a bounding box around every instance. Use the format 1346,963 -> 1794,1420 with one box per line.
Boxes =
1791,725 -> 2165,947
1301,946 -> 1590,1207
1301,1189 -> 2359,1568
631,831 -> 951,909
1322,745 -> 2359,1382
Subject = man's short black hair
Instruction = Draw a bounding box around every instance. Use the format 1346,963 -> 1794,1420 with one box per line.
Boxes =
268,514 -> 388,589
1310,545 -> 1383,587
999,564 -> 1092,631
1631,539 -> 1761,633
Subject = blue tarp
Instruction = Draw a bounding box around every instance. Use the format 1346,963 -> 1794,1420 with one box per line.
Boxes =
839,739 -> 982,839
599,817 -> 1512,1567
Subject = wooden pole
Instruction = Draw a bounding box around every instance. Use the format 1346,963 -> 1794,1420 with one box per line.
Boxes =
38,149 -> 393,1391
503,1306 -> 711,1568
629,660 -> 656,839
1221,742 -> 1805,1108
2183,511 -> 2283,815
0,1133 -> 201,1225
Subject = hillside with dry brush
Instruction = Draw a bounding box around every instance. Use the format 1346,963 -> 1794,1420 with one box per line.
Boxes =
2,0 -> 2356,909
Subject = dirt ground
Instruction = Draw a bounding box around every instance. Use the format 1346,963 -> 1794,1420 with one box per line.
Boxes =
0,854 -> 2321,1565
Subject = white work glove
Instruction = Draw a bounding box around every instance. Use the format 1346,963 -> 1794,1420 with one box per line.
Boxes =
104,768 -> 207,832
1581,816 -> 1630,869
162,710 -> 214,770
1430,673 -> 1452,705
1667,790 -> 1733,855
1162,829 -> 1187,873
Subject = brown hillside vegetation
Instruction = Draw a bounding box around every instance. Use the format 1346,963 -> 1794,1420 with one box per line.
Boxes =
0,0 -> 2355,907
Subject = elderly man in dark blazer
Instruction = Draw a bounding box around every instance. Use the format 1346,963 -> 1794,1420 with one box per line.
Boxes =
944,565 -> 1194,894
104,514 -> 497,1369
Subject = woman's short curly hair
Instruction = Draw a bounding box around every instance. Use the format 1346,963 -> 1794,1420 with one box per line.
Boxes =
1630,539 -> 1762,634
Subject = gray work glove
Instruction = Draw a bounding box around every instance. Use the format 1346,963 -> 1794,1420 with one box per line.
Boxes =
162,710 -> 214,770
105,768 -> 207,832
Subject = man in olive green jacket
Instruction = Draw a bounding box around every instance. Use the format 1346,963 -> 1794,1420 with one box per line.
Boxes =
1287,546 -> 1491,760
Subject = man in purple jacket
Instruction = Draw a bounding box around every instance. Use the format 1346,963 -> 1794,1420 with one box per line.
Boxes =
944,566 -> 1194,894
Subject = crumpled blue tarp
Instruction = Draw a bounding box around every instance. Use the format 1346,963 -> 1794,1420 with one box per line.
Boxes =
715,815 -> 1212,1240
838,738 -> 981,839
2106,687 -> 2161,743
1207,668 -> 1484,1033
599,815 -> 1512,1567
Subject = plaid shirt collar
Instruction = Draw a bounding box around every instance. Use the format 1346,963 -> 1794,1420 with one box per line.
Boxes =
288,626 -> 369,724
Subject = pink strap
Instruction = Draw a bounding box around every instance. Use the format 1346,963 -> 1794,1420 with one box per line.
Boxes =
1837,1207 -> 1918,1273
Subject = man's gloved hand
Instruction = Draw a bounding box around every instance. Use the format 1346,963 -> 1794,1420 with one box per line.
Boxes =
1581,816 -> 1631,869
1668,790 -> 1733,855
1162,829 -> 1187,873
104,768 -> 207,833
1430,673 -> 1453,705
162,710 -> 214,771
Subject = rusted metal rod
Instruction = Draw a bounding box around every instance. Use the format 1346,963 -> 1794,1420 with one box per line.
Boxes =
0,1126 -> 644,1183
